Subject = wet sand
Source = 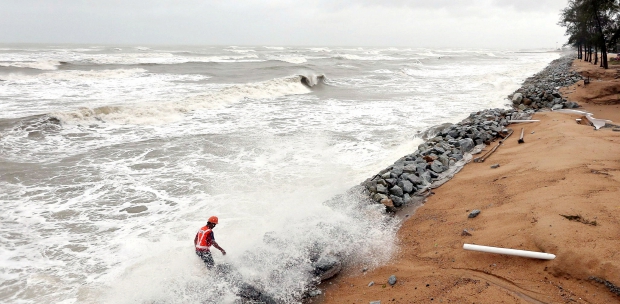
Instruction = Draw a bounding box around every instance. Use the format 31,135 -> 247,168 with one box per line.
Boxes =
319,58 -> 620,303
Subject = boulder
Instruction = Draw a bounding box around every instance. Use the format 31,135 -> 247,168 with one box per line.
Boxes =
390,195 -> 404,207
512,93 -> 523,105
389,185 -> 404,197
398,180 -> 414,193
458,138 -> 475,152
405,174 -> 423,185
376,184 -> 387,194
430,160 -> 445,173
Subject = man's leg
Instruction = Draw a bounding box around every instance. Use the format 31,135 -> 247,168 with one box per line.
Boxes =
197,250 -> 215,268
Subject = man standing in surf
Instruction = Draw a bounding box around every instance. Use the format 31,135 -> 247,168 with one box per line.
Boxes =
194,216 -> 226,268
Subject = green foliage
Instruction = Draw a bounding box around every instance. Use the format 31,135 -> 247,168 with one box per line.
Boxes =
559,0 -> 620,68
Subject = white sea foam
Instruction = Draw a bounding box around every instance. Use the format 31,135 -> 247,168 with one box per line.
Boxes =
49,75 -> 311,125
333,53 -> 401,61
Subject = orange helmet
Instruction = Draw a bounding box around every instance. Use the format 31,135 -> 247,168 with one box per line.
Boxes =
208,216 -> 219,224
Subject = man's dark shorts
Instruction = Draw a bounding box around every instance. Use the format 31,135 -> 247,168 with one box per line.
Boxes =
196,250 -> 214,268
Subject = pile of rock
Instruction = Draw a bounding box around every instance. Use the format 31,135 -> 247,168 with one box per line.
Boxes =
509,55 -> 582,111
361,108 -> 519,209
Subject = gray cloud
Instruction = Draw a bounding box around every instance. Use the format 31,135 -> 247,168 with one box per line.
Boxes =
0,0 -> 568,48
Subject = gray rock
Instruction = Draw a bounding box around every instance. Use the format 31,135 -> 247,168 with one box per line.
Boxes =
308,290 -> 322,297
438,155 -> 449,167
490,164 -> 500,169
388,275 -> 397,286
403,193 -> 411,204
368,281 -> 375,287
468,209 -> 481,218
313,255 -> 342,281
370,301 -> 381,304
458,138 -> 475,152
376,184 -> 387,194
420,171 -> 432,184
405,174 -> 423,185
398,180 -> 414,193
389,185 -> 404,197
565,101 -> 579,108
390,195 -> 404,207
403,164 -> 417,173
551,104 -> 563,110
373,193 -> 388,202
391,166 -> 403,176
452,153 -> 463,161
430,160 -> 445,173
512,93 -> 523,104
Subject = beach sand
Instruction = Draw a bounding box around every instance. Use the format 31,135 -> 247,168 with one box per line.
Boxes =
318,58 -> 620,303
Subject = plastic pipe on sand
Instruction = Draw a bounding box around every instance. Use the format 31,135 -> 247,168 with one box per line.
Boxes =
463,244 -> 556,260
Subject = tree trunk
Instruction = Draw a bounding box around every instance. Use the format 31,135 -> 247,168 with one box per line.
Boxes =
595,45 -> 598,65
592,1 -> 609,69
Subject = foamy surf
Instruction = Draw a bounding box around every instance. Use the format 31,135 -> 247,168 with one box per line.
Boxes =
49,75 -> 312,125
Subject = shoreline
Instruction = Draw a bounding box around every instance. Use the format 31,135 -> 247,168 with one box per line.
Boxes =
315,55 -> 620,303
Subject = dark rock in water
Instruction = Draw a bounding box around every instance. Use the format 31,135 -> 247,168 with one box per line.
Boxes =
238,283 -> 279,304
313,255 -> 342,281
389,185 -> 404,197
122,205 -> 147,213
468,209 -> 481,218
388,275 -> 397,286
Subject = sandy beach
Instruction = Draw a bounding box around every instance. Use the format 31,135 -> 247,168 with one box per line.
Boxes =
319,57 -> 620,304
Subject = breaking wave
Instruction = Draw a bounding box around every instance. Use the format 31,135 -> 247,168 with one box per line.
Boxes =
49,75 -> 313,125
0,60 -> 63,70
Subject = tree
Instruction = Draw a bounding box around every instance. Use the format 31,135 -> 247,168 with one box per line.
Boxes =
559,0 -> 620,69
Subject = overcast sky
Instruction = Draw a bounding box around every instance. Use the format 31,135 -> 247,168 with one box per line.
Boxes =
0,0 -> 569,49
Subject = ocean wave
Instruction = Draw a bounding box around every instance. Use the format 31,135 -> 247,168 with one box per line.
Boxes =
49,75 -> 312,125
332,53 -> 401,61
0,60 -> 63,70
267,56 -> 307,64
263,46 -> 286,50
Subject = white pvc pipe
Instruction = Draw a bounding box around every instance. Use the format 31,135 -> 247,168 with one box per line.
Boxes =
463,244 -> 556,260
508,120 -> 540,123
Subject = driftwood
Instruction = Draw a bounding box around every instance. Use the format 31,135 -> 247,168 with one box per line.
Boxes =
474,129 -> 513,163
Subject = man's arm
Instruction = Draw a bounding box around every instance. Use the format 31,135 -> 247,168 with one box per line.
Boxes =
212,241 -> 226,255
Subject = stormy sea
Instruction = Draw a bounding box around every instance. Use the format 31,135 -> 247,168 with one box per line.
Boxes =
0,44 -> 559,303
